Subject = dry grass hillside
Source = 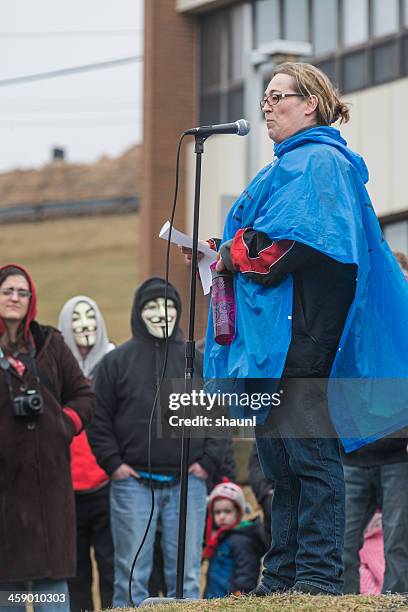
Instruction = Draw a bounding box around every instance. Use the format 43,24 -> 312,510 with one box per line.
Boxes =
0,145 -> 142,206
0,213 -> 139,343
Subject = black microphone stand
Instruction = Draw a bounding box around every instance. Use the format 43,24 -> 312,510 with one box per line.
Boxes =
141,134 -> 208,607
176,133 -> 207,598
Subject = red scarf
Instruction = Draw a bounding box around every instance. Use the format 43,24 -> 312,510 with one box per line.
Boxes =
203,518 -> 242,559
6,355 -> 26,377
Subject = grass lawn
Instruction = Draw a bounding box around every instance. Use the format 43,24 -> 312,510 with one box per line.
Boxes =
107,593 -> 408,611
0,213 -> 140,344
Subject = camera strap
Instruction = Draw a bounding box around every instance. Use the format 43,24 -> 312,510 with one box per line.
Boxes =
21,341 -> 42,384
23,341 -> 60,403
0,342 -> 59,404
0,348 -> 21,402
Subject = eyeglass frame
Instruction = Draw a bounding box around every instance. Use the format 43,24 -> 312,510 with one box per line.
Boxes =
260,91 -> 306,111
0,288 -> 32,299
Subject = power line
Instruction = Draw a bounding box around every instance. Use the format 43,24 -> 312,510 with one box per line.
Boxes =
0,103 -> 140,114
0,29 -> 143,38
0,107 -> 142,123
0,117 -> 141,127
0,55 -> 143,87
0,109 -> 142,122
0,96 -> 140,111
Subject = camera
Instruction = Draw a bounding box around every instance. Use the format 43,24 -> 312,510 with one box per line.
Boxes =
12,389 -> 44,417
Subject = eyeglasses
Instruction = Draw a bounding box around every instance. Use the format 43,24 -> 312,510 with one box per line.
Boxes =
0,288 -> 31,299
260,92 -> 306,110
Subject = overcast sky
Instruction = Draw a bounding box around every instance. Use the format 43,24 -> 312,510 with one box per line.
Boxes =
0,0 -> 144,172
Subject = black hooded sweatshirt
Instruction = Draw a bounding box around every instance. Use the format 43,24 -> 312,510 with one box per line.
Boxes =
88,278 -> 225,478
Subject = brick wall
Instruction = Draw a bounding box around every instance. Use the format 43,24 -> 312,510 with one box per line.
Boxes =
142,0 -> 210,340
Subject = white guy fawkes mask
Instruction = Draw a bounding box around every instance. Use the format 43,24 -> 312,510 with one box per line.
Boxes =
72,300 -> 97,348
141,298 -> 177,339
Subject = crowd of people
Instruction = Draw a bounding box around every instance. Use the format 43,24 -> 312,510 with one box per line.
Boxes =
1,61 -> 408,610
0,267 -> 265,610
1,258 -> 407,610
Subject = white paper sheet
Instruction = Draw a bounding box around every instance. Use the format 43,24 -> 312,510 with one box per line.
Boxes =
159,220 -> 218,294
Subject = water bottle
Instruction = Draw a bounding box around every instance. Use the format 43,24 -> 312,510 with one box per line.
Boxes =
211,263 -> 236,345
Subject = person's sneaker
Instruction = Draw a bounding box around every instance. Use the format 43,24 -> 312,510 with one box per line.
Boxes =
289,583 -> 336,596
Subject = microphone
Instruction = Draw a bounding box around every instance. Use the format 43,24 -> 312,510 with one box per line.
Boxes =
184,119 -> 250,137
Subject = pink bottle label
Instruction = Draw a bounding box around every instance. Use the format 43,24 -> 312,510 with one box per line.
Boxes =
212,275 -> 236,345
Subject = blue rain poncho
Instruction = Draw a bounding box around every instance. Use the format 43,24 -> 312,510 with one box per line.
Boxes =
204,126 -> 408,452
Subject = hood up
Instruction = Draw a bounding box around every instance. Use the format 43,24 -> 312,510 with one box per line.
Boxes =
274,125 -> 369,184
0,263 -> 38,343
58,295 -> 113,378
131,277 -> 182,340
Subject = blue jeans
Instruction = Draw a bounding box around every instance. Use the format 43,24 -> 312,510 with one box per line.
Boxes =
256,401 -> 345,596
343,462 -> 408,594
0,579 -> 69,612
110,475 -> 207,606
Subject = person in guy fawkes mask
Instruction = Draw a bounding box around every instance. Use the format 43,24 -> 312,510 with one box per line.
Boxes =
59,297 -> 115,378
58,297 -> 115,612
88,278 -> 226,607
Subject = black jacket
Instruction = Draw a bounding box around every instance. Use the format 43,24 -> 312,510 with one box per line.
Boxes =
341,434 -> 408,467
221,233 -> 357,377
223,232 -> 408,464
221,233 -> 357,438
88,278 -> 225,478
205,518 -> 268,597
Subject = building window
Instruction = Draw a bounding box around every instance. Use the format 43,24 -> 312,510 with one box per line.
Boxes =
373,40 -> 399,85
342,0 -> 369,48
342,50 -> 369,92
254,0 -> 310,46
254,0 -> 280,46
228,84 -> 245,120
310,0 -> 408,93
229,5 -> 245,81
284,0 -> 309,42
403,35 -> 408,75
313,0 -> 337,56
315,59 -> 338,87
199,6 -> 245,124
199,93 -> 222,125
200,11 -> 224,90
383,220 -> 408,254
372,0 -> 399,38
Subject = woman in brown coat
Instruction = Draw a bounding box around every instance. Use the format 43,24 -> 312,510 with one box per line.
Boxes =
0,264 -> 95,611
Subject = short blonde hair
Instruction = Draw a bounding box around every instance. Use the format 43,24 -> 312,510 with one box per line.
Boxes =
272,62 -> 350,126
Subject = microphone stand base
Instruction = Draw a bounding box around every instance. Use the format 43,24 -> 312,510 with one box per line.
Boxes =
140,596 -> 200,607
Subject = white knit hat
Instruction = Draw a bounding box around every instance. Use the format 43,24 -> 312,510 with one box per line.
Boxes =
207,481 -> 246,515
